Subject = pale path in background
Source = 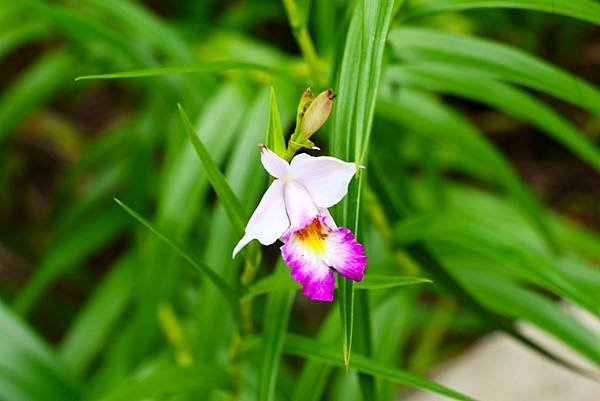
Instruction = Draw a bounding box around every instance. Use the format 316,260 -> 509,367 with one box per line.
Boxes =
404,304 -> 600,401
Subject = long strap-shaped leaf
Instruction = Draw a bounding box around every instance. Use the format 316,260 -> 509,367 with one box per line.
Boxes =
256,261 -> 295,401
95,364 -> 232,401
0,49 -> 73,146
284,334 -> 478,401
178,104 -> 246,234
376,89 -> 559,252
14,206 -> 128,317
76,61 -> 296,82
0,300 -> 81,401
368,164 -> 600,378
114,199 -> 238,314
387,27 -> 600,115
385,65 -> 600,174
403,0 -> 600,25
331,0 -> 396,370
178,103 -> 261,266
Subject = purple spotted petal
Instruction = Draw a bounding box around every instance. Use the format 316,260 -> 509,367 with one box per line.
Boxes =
281,236 -> 335,302
324,227 -> 367,281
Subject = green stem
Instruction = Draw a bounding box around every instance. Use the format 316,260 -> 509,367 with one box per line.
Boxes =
281,0 -> 325,87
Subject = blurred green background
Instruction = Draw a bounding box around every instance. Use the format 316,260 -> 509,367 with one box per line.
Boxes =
1,1 -> 600,400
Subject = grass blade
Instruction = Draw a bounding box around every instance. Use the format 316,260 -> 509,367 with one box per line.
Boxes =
385,65 -> 600,173
0,50 -> 73,145
331,0 -> 396,369
14,207 -> 128,316
356,275 -> 432,289
178,103 -> 261,266
284,334 -> 478,401
257,263 -> 295,401
113,199 -> 238,311
266,86 -> 287,156
404,0 -> 600,25
177,103 -> 245,235
393,213 -> 600,318
0,21 -> 48,59
59,254 -> 134,376
0,300 -> 80,401
388,27 -> 600,115
76,61 -> 295,81
376,89 -> 559,252
369,168 -> 597,378
96,364 -> 232,401
243,273 -> 430,301
451,264 -> 600,368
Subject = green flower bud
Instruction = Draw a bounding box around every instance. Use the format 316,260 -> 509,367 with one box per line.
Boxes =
296,87 -> 314,121
285,88 -> 336,160
300,88 -> 335,138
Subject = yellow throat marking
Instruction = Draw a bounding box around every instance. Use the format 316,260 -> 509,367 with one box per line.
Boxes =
295,218 -> 328,256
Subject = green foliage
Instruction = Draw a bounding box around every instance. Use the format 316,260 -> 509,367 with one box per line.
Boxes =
2,0 -> 600,400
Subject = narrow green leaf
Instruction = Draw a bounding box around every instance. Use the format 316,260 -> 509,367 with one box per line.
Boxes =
376,89 -> 559,252
355,275 -> 432,289
79,0 -> 194,64
158,82 -> 248,236
191,89 -> 275,366
76,61 -> 294,81
14,207 -> 128,316
0,50 -> 73,145
369,171 -> 595,378
388,27 -> 600,115
404,0 -> 600,26
353,291 -> 376,401
178,103 -> 246,235
291,309 -> 339,401
242,273 -> 297,301
284,334 -> 477,401
266,86 -> 286,156
451,264 -> 600,368
385,65 -> 600,173
0,300 -> 80,401
59,253 -> 134,376
257,263 -> 295,401
393,213 -> 600,318
338,278 -> 355,369
331,0 -> 396,370
113,199 -> 238,311
178,103 -> 261,267
244,273 -> 429,301
0,21 -> 48,59
21,0 -> 144,68
96,364 -> 232,401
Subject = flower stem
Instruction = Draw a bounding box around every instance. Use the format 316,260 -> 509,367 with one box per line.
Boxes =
281,0 -> 325,87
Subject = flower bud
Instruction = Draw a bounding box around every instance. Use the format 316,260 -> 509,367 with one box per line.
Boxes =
296,87 -> 314,121
300,88 -> 335,138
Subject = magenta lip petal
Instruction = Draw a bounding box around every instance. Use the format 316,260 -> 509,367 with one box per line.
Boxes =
281,241 -> 335,302
324,227 -> 367,282
279,213 -> 366,302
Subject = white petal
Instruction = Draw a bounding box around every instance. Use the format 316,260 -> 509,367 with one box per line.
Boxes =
232,179 -> 289,258
290,153 -> 356,208
260,145 -> 290,179
283,180 -> 319,231
318,207 -> 337,229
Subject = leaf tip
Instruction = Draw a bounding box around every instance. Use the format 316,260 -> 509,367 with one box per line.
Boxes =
343,343 -> 351,370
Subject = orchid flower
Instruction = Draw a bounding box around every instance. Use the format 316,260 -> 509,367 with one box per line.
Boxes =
233,145 -> 367,302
